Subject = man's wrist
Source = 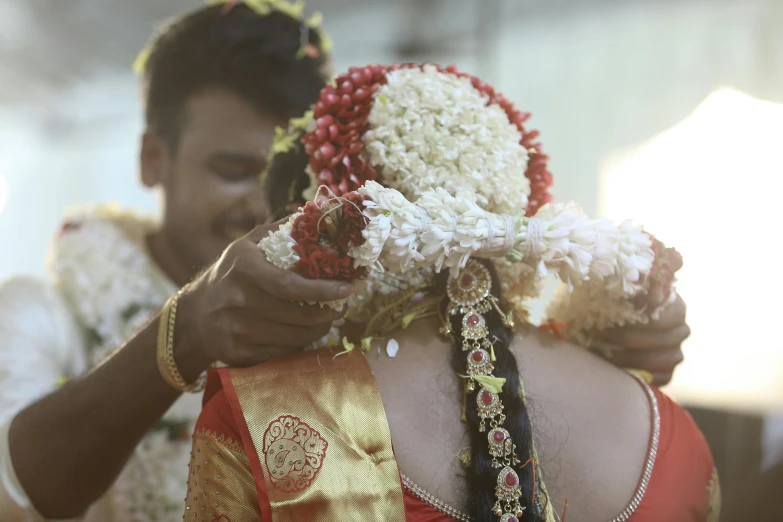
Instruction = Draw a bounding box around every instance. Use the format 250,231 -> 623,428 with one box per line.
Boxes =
170,290 -> 212,384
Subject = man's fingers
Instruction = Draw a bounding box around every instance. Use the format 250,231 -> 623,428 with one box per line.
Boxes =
228,345 -> 305,368
601,323 -> 691,351
236,229 -> 353,303
650,371 -> 674,386
244,220 -> 288,244
234,318 -> 334,348
670,252 -> 684,273
602,344 -> 684,373
647,293 -> 687,330
232,300 -> 344,327
258,263 -> 352,303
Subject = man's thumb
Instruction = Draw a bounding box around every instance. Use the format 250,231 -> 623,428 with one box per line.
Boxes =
245,219 -> 287,244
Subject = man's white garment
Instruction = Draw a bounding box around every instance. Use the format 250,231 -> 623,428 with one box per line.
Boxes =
0,206 -> 202,521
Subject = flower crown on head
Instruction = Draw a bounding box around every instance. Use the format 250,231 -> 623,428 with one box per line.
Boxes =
260,62 -> 682,346
280,63 -> 553,217
132,0 -> 332,75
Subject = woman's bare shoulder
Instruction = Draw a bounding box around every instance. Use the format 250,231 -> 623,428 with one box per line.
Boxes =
515,327 -> 650,416
369,321 -> 658,520
515,328 -> 653,520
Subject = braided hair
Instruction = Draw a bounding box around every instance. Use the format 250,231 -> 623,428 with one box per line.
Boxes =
436,261 -> 545,522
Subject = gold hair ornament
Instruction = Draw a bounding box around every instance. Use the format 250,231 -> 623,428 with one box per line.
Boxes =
444,259 -> 526,520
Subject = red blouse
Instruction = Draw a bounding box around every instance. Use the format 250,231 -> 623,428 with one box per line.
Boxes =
195,375 -> 719,522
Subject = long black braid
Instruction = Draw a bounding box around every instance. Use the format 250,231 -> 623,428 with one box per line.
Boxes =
436,261 -> 545,522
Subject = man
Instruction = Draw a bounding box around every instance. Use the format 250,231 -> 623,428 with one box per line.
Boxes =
0,2 -> 690,521
0,4 -> 342,521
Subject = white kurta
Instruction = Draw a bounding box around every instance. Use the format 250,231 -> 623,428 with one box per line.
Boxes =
0,206 -> 203,521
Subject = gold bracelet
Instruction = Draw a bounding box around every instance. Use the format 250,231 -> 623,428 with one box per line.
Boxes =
156,287 -> 206,393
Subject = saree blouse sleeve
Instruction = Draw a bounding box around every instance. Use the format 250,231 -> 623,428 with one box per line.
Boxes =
184,376 -> 263,522
630,385 -> 721,522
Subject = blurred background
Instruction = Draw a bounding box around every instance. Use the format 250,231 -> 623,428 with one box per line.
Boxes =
0,0 -> 781,514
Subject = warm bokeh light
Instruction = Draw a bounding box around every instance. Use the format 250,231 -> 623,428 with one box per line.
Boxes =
600,89 -> 783,413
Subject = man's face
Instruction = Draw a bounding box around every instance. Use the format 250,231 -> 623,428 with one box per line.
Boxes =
142,89 -> 284,273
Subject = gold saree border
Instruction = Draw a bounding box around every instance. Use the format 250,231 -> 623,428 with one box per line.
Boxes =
221,349 -> 407,522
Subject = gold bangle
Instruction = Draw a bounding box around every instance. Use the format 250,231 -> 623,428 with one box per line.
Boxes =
156,287 -> 206,393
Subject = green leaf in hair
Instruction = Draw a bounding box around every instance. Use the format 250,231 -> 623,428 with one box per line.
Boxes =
473,375 -> 506,394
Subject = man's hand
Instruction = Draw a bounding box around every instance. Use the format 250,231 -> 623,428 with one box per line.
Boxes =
177,223 -> 350,374
591,294 -> 690,386
6,222 -> 351,518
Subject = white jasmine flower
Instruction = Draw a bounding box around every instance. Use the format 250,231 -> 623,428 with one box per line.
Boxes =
612,221 -> 654,295
518,203 -> 596,290
363,65 -> 530,214
258,213 -> 301,271
349,181 -> 398,268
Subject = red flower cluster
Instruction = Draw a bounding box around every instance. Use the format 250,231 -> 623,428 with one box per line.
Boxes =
293,243 -> 361,281
334,192 -> 369,253
303,65 -> 389,196
289,194 -> 369,282
290,201 -> 322,245
634,234 -> 683,312
299,63 -> 553,217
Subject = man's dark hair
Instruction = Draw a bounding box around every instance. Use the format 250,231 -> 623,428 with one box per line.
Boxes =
140,3 -> 329,149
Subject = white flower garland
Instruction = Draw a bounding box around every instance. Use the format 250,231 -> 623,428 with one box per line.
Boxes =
48,205 -> 200,522
261,182 -> 669,336
258,211 -> 301,271
266,62 -> 679,345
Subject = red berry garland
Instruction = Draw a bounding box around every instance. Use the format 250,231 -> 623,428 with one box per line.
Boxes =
290,192 -> 370,282
301,63 -> 553,217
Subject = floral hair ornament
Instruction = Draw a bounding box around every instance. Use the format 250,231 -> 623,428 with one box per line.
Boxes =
297,63 -> 552,216
259,62 -> 682,345
132,0 -> 332,75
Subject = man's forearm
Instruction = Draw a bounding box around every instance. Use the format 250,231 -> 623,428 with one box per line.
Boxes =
8,315 -> 208,518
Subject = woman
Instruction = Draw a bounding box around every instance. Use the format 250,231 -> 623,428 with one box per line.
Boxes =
182,64 -> 719,521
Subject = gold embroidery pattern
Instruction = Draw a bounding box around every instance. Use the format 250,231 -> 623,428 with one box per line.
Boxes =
230,350 -> 407,522
194,428 -> 245,454
184,431 -> 262,522
707,467 -> 721,522
262,415 -> 328,492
